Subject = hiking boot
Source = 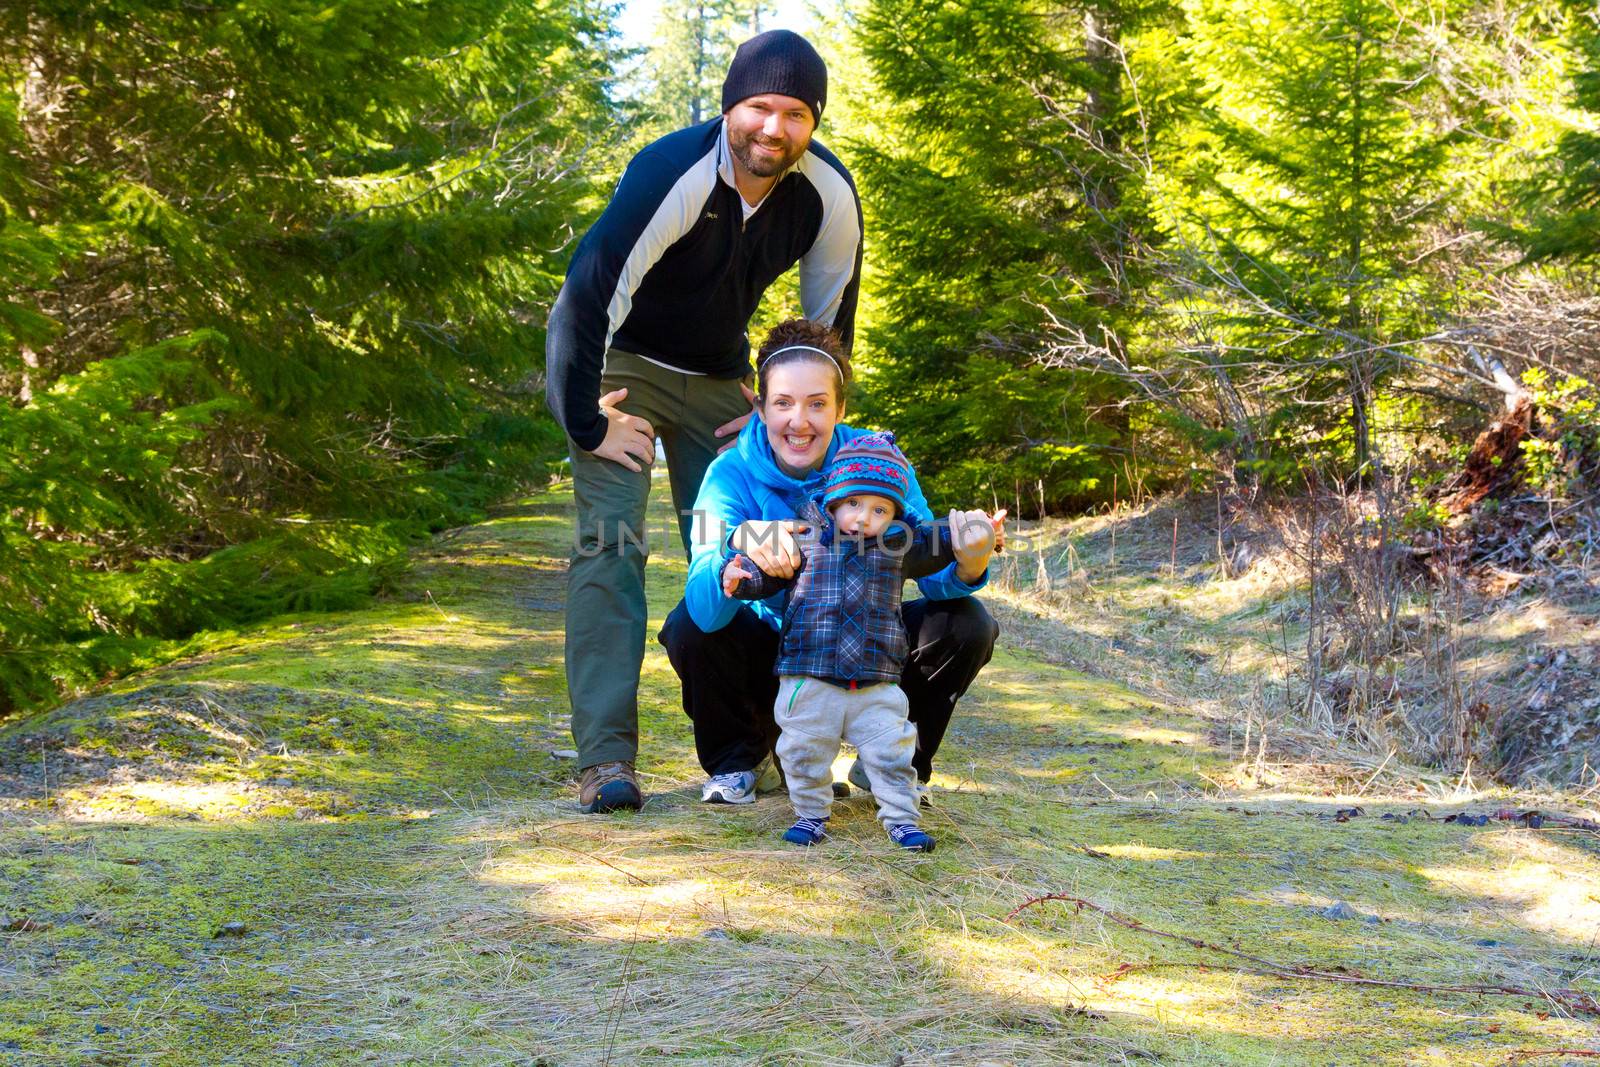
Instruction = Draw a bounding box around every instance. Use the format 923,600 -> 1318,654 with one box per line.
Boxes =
578,761 -> 643,814
701,769 -> 757,804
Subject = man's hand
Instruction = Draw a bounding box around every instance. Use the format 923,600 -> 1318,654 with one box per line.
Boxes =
589,387 -> 656,472
713,382 -> 759,454
721,553 -> 757,596
731,519 -> 809,579
949,508 -> 1000,583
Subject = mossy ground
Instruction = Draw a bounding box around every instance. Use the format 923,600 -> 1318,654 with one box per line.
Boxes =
2,474 -> 1597,1065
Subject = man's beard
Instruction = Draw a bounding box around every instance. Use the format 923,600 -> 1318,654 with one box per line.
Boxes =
728,125 -> 806,178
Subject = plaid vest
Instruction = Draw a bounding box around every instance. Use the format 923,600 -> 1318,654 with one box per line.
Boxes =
771,500 -> 943,684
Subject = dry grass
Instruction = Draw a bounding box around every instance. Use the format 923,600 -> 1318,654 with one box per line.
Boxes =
982,491 -> 1600,795
1,477 -> 1598,1065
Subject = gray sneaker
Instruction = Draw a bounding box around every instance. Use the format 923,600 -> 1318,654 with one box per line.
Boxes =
847,758 -> 873,794
701,770 -> 757,804
847,759 -> 932,807
754,754 -> 783,794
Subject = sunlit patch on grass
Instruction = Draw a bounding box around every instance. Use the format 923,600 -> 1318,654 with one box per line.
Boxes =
1100,723 -> 1205,746
1420,832 -> 1600,941
1095,844 -> 1212,861
921,931 -> 1096,1005
474,836 -> 876,942
1013,765 -> 1083,782
60,778 -> 323,823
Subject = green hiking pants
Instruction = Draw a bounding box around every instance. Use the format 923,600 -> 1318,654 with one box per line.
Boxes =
564,349 -> 753,769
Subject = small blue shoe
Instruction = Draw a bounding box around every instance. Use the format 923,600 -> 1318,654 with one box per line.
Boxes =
889,824 -> 935,853
701,770 -> 757,804
782,816 -> 828,847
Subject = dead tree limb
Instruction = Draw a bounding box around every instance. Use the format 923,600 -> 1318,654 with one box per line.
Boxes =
1006,892 -> 1600,1018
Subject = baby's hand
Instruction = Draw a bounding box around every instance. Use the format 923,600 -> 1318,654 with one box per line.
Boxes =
722,553 -> 757,596
949,508 -> 1000,579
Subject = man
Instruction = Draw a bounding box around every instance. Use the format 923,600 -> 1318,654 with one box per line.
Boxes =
544,30 -> 863,813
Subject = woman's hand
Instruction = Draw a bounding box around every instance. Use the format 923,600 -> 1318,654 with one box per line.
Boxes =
721,554 -> 757,596
949,508 -> 1000,583
589,387 -> 656,472
731,519 -> 810,578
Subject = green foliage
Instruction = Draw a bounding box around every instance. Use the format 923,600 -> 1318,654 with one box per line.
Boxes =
846,0 -> 1592,508
632,0 -> 769,140
0,0 -> 622,713
848,0 -> 1163,514
1164,0 -> 1455,478
1517,3 -> 1600,260
1520,367 -> 1599,493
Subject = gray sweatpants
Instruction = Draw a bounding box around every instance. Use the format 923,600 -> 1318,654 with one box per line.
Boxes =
774,675 -> 922,828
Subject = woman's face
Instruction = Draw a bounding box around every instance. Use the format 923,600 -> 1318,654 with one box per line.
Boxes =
761,360 -> 841,477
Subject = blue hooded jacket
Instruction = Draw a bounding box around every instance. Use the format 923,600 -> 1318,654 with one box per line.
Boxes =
683,414 -> 987,633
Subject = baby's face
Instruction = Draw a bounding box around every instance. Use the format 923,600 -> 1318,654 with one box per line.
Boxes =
831,493 -> 896,539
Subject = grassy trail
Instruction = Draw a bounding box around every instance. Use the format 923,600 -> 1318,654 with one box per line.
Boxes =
2,478 -> 1597,1065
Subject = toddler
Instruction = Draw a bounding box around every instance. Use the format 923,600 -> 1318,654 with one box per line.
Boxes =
722,433 -> 998,851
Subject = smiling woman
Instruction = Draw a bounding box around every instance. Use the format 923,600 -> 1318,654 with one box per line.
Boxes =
658,319 -> 1001,808
753,322 -> 849,475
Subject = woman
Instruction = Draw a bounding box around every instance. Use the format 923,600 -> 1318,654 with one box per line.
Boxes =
657,319 -> 1001,804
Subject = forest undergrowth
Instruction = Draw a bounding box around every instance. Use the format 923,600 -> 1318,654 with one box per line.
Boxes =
983,482 -> 1600,795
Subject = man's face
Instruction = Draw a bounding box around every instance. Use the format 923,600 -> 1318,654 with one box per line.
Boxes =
725,93 -> 815,179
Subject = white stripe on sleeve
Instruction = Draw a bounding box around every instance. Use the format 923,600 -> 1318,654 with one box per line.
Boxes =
602,148 -> 720,352
795,154 -> 862,329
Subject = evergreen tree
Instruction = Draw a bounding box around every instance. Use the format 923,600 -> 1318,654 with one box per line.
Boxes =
1169,0 -> 1453,479
848,0 -> 1170,514
1521,3 -> 1600,260
0,0 -> 623,711
635,0 -> 769,139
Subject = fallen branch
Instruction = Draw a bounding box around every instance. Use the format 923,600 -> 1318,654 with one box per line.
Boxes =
1006,893 -> 1600,1018
1506,1052 -> 1600,1063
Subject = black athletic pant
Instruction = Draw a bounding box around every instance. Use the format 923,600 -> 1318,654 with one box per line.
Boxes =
658,596 -> 1000,780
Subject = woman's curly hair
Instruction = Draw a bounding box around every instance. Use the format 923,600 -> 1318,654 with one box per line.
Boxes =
754,319 -> 851,403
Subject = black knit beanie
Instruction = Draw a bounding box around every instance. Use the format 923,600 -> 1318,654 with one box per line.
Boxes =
721,30 -> 827,126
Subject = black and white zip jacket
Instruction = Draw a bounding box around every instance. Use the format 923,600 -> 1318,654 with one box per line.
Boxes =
544,118 -> 863,452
